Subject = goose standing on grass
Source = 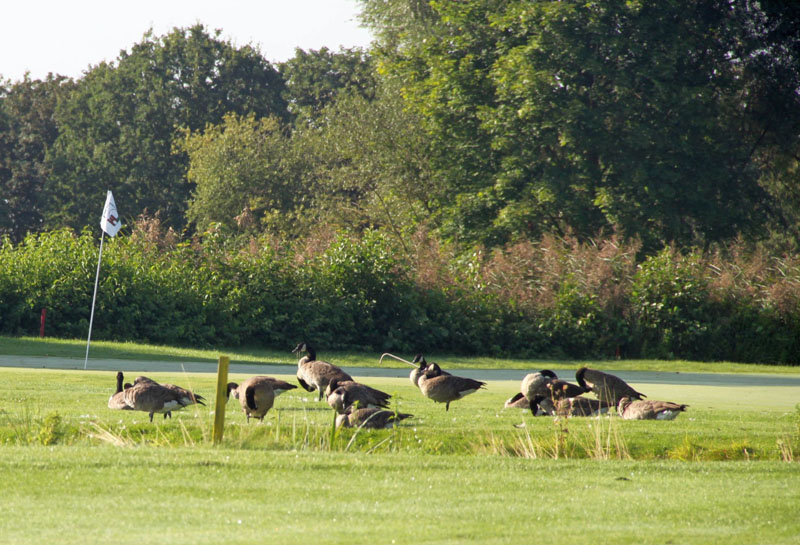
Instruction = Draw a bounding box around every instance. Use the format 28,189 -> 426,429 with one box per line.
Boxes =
335,407 -> 413,429
122,380 -> 198,422
292,342 -> 353,401
227,377 -> 296,422
325,378 -> 391,414
617,397 -> 687,420
133,375 -> 206,418
108,371 -> 133,410
575,367 -> 645,405
417,362 -> 486,411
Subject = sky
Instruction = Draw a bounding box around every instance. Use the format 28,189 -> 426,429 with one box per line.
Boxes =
1,0 -> 374,82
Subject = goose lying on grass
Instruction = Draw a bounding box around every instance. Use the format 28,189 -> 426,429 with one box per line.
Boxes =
335,407 -> 413,429
618,397 -> 687,420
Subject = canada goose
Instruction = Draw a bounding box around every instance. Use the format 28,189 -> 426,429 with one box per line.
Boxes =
575,367 -> 645,405
546,378 -> 589,400
325,378 -> 391,414
617,397 -> 687,420
122,381 -> 197,422
417,362 -> 486,411
335,407 -> 413,429
292,342 -> 353,401
108,371 -> 132,410
410,354 -> 428,387
409,354 -> 451,387
226,376 -> 296,422
554,397 -> 611,417
520,369 -> 558,403
133,375 -> 206,417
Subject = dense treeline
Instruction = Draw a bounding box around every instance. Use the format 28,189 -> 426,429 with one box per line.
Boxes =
1,2 -> 799,362
2,3 -> 799,249
2,222 -> 800,363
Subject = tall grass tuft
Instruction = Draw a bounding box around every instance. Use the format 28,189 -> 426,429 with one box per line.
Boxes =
1,407 -> 72,446
578,416 -> 631,460
472,415 -> 632,460
84,422 -> 137,448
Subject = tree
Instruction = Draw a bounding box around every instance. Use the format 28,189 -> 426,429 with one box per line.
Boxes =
0,74 -> 73,241
732,1 -> 800,249
45,25 -> 288,232
180,113 -> 301,235
294,79 -> 442,246
361,0 -> 795,251
279,47 -> 377,123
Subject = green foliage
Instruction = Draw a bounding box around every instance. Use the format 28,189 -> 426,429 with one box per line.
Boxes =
291,80 -> 442,241
3,225 -> 800,363
181,113 -> 301,234
0,75 -> 73,242
366,0 -> 792,250
631,249 -> 713,359
279,46 -> 377,121
45,24 -> 288,232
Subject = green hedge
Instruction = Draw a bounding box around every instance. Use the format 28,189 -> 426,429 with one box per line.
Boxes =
1,228 -> 798,364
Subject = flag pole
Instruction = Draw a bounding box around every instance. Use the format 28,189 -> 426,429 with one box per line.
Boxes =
84,229 -> 105,370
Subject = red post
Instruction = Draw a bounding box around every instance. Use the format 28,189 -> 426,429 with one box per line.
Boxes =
40,308 -> 47,337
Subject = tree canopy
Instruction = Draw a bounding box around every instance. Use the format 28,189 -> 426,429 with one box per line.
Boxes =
359,0 -> 799,250
44,24 -> 287,232
1,5 -> 799,253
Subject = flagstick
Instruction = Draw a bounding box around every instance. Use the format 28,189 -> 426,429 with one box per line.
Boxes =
84,230 -> 105,370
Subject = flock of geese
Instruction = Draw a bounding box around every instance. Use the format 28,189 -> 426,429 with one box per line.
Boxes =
503,367 -> 688,420
107,342 -> 688,427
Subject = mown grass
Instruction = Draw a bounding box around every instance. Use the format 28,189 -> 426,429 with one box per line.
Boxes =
1,358 -> 799,544
1,368 -> 798,461
3,334 -> 800,374
1,447 -> 799,545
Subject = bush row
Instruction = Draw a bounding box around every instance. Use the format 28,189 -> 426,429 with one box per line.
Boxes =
1,224 -> 799,364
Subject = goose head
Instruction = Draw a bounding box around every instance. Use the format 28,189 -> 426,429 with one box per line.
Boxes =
325,378 -> 343,397
226,382 -> 240,401
422,362 -> 443,378
292,342 -> 316,361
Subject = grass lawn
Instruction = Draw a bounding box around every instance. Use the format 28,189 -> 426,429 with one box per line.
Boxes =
0,337 -> 799,543
1,446 -> 799,545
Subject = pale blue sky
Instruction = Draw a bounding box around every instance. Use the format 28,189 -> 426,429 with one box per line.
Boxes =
1,0 -> 373,81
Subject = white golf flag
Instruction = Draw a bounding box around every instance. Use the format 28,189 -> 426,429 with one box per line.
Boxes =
100,190 -> 121,237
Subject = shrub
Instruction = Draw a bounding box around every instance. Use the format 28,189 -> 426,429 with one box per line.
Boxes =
1,225 -> 799,364
631,248 -> 714,359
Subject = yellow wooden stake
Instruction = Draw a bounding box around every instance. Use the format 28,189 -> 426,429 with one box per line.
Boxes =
212,355 -> 229,445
